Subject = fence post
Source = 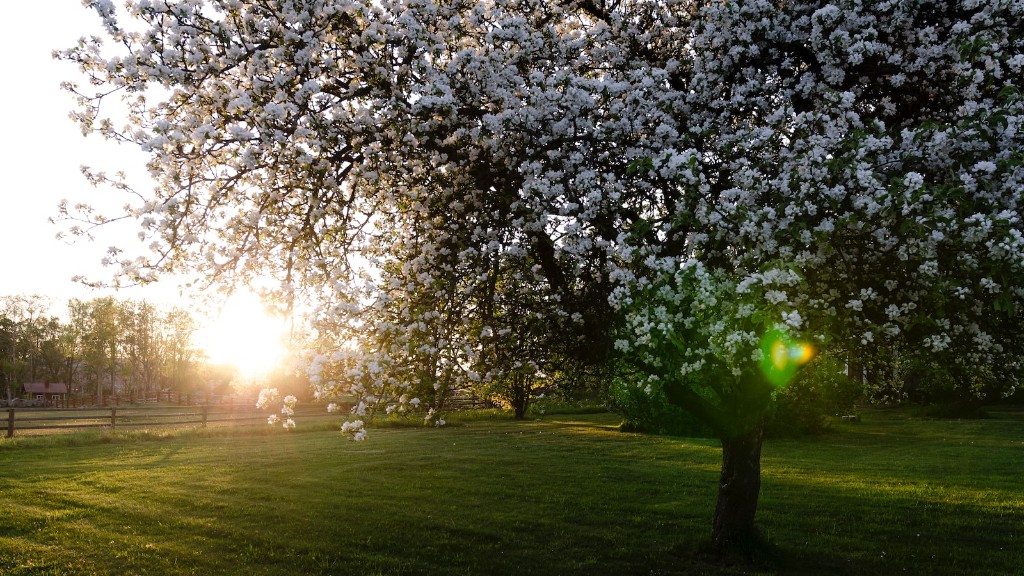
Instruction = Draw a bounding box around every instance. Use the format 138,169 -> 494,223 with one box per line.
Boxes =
6,409 -> 13,438
202,405 -> 208,428
111,407 -> 117,431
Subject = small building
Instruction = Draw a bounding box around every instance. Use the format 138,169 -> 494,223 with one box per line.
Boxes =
23,382 -> 69,406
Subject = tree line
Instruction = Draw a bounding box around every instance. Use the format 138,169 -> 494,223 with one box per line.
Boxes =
0,294 -> 221,406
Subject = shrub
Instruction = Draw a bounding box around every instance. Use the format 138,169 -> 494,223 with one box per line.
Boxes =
608,353 -> 864,439
766,353 -> 861,437
606,380 -> 714,438
916,401 -> 990,420
766,377 -> 829,437
526,396 -> 607,416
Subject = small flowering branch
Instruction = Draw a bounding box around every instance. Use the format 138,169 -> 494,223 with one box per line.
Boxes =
423,408 -> 446,427
256,388 -> 297,430
340,419 -> 367,442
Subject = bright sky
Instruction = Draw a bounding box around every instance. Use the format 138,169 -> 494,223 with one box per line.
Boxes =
0,2 -> 134,303
0,3 -> 289,376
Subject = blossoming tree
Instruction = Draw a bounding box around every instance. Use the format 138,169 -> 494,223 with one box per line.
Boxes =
62,0 -> 1023,554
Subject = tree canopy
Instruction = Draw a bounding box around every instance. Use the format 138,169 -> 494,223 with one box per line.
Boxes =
62,0 -> 1024,553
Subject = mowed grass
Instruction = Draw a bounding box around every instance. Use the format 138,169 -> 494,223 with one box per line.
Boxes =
0,410 -> 1021,576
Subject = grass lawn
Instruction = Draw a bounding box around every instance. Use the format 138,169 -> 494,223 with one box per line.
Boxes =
0,409 -> 1021,575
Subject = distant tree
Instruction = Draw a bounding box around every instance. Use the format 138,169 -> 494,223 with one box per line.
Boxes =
473,251 -> 565,419
33,317 -> 69,385
54,319 -> 82,394
0,295 -> 63,396
68,297 -> 120,403
119,300 -> 164,399
161,307 -> 200,394
0,315 -> 17,403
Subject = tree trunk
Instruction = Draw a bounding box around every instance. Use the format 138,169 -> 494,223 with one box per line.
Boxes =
712,422 -> 765,556
512,374 -> 529,419
847,346 -> 862,386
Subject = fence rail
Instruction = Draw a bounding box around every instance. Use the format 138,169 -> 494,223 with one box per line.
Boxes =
2,405 -> 317,438
8,391 -> 258,410
4,394 -> 493,438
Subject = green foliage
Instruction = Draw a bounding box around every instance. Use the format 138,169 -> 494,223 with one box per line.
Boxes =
766,353 -> 862,437
862,349 -> 1009,417
606,379 -> 715,438
860,346 -> 912,405
615,261 -> 818,442
1,295 -> 208,404
766,378 -> 830,437
525,396 -> 607,417
915,401 -> 990,420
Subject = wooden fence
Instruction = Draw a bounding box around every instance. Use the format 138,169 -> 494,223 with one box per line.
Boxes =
4,393 -> 494,438
3,404 -> 311,438
447,393 -> 492,411
59,391 -> 257,409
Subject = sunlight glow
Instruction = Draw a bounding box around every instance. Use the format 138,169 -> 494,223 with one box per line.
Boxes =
195,291 -> 289,380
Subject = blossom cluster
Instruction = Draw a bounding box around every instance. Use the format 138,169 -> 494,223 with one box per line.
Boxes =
257,388 -> 298,429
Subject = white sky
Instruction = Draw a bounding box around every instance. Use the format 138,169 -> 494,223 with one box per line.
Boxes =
0,3 -> 290,368
0,1 -> 166,304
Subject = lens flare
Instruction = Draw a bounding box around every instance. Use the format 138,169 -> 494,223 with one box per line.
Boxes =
760,329 -> 814,387
771,340 -> 789,370
796,343 -> 815,365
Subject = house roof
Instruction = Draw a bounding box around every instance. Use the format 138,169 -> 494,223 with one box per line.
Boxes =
23,382 -> 69,394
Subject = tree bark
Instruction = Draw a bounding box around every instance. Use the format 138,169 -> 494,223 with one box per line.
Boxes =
712,422 -> 765,556
511,373 -> 529,419
847,346 -> 862,386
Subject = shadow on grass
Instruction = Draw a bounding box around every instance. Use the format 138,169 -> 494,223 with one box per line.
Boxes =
1,410 -> 1021,575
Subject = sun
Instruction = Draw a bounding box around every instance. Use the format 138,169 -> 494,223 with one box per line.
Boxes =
196,291 -> 290,380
